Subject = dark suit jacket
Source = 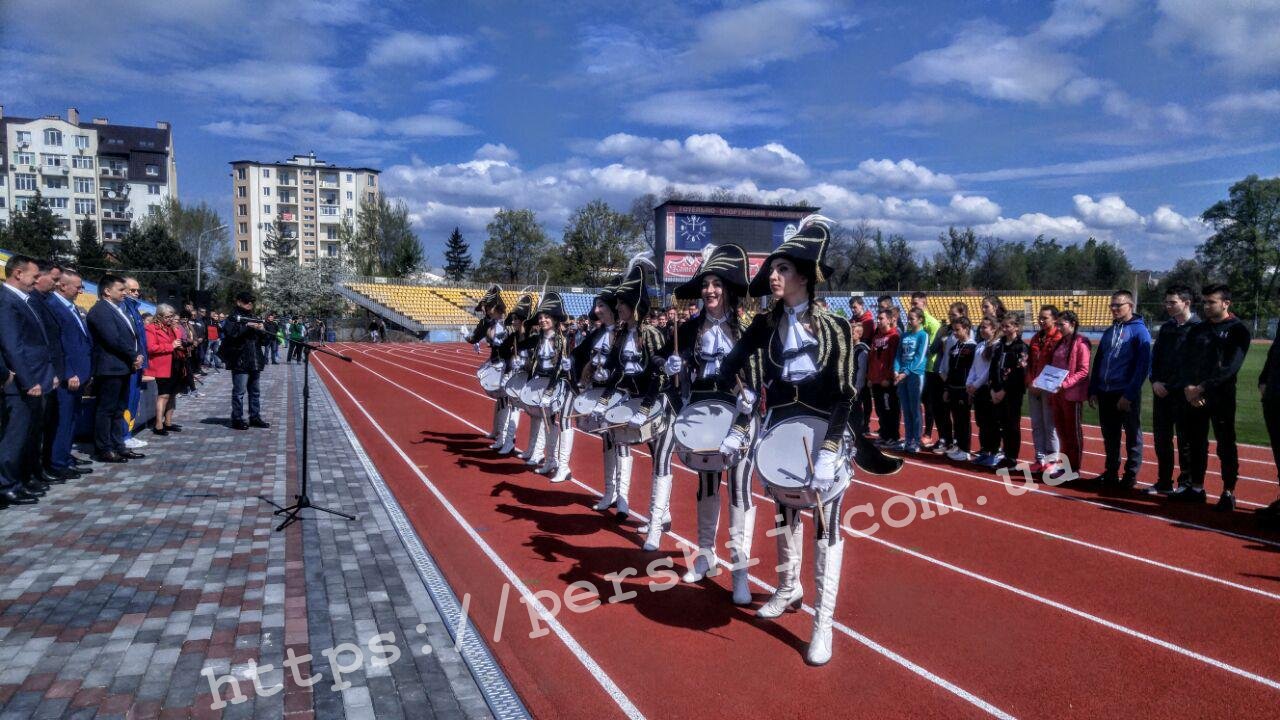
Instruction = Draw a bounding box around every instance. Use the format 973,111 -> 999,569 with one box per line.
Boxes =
32,290 -> 66,382
124,296 -> 148,369
0,286 -> 56,394
45,293 -> 93,383
87,299 -> 141,377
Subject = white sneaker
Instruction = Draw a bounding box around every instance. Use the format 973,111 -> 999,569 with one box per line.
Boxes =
946,448 -> 971,462
125,437 -> 148,449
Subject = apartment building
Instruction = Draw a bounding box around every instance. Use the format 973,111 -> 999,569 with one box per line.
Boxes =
230,153 -> 379,274
0,106 -> 177,250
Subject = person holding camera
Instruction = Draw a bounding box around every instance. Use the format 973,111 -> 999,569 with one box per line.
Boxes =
223,292 -> 270,430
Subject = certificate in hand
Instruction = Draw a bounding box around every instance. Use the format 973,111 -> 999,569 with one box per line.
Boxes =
1033,365 -> 1069,393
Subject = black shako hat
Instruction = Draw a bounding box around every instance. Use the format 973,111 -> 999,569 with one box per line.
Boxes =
747,214 -> 836,297
673,243 -> 750,300
589,274 -> 623,322
526,291 -> 567,329
614,252 -> 655,317
475,284 -> 502,312
505,293 -> 533,325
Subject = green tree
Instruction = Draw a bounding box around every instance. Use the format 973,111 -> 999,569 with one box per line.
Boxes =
826,221 -> 879,290
553,200 -> 641,286
930,226 -> 979,289
259,258 -> 346,319
376,198 -> 423,278
348,200 -> 380,276
74,219 -> 111,274
5,190 -> 69,259
476,208 -> 551,284
973,236 -> 1029,291
153,197 -> 230,284
443,227 -> 473,281
207,255 -> 258,311
262,218 -> 297,268
1198,174 -> 1280,321
117,220 -> 197,299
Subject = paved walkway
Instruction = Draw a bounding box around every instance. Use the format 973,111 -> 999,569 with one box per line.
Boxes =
0,363 -> 515,719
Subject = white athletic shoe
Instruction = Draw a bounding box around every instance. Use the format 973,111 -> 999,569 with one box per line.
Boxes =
125,437 -> 148,449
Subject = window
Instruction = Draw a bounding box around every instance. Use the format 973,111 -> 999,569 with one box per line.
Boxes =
145,164 -> 158,176
239,240 -> 248,252
346,208 -> 353,217
47,197 -> 68,209
0,197 -> 5,208
237,186 -> 246,197
346,191 -> 353,200
303,179 -> 313,185
74,135 -> 89,149
44,175 -> 68,189
263,187 -> 271,196
263,204 -> 271,215
42,154 -> 64,167
16,131 -> 31,144
238,204 -> 247,216
367,174 -> 376,184
237,167 -> 246,180
240,258 -> 248,269
74,177 -> 94,193
44,129 -> 63,146
238,222 -> 247,234
15,174 -> 36,191
72,155 -> 93,169
345,173 -> 352,182
320,206 -> 337,216
148,204 -> 159,215
0,174 -> 4,186
13,197 -> 31,211
13,151 -> 34,165
148,184 -> 161,195
325,226 -> 338,240
263,168 -> 270,178
74,199 -> 95,215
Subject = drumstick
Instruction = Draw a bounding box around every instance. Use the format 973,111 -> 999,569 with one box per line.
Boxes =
672,323 -> 681,389
802,436 -> 828,537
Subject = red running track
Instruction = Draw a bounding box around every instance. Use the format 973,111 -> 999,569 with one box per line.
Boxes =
313,342 -> 1280,719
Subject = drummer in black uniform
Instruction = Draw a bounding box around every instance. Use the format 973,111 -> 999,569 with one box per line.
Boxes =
717,215 -> 855,666
467,285 -> 511,448
570,277 -> 631,513
518,292 -> 576,483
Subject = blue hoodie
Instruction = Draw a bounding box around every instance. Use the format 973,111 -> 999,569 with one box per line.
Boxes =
1088,314 -> 1151,402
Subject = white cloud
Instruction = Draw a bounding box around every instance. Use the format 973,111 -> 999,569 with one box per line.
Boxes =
172,60 -> 336,103
1072,194 -> 1143,229
957,142 -> 1280,182
863,96 -> 978,128
475,143 -> 519,162
1154,0 -> 1280,76
1208,89 -> 1280,114
1147,205 -> 1208,236
366,32 -> 470,67
835,158 -> 957,192
420,65 -> 497,90
387,114 -> 479,137
949,194 -> 1002,222
588,133 -> 809,184
679,0 -> 841,73
978,213 -> 1092,241
201,120 -> 282,143
624,86 -> 786,130
1037,0 -> 1140,41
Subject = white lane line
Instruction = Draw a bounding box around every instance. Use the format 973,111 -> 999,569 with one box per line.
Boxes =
392,345 -> 1280,546
322,350 -> 1017,719
313,357 -> 646,720
341,346 -> 1280,695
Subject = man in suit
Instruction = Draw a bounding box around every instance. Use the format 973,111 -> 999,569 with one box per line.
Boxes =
120,276 -> 149,449
0,254 -> 57,505
87,274 -> 144,463
45,268 -> 94,479
32,261 -> 75,482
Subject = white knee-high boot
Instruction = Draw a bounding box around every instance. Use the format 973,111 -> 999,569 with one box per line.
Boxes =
498,408 -> 519,455
729,505 -> 756,605
550,428 -> 574,483
682,493 -> 722,581
594,449 -> 618,510
538,423 -> 559,474
488,402 -> 505,447
757,518 -> 804,618
520,420 -> 546,465
614,453 -> 633,521
641,474 -> 673,551
806,537 -> 844,666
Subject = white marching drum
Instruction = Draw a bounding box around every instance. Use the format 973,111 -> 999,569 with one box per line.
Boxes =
605,398 -> 667,445
673,400 -> 739,471
572,386 -> 625,434
502,370 -> 528,400
519,376 -> 566,418
754,415 -> 851,509
477,362 -> 506,399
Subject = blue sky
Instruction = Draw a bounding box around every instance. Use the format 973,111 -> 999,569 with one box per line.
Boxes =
3,0 -> 1279,270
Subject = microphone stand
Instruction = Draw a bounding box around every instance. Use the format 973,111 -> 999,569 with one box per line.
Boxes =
270,338 -> 357,531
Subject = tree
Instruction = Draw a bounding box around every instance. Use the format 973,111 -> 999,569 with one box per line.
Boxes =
259,258 -> 347,319
826,221 -> 879,289
930,226 -> 979,289
1198,174 -> 1280,321
376,198 -> 423,278
207,255 -> 257,310
552,200 -> 642,286
348,200 -> 381,276
443,227 -> 473,281
5,190 -> 69,259
476,209 -> 551,284
74,219 -> 111,274
973,236 -> 1029,291
153,197 -> 230,285
262,218 -> 297,268
117,219 -> 197,300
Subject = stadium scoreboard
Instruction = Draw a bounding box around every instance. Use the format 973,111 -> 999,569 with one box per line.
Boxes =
652,200 -> 819,289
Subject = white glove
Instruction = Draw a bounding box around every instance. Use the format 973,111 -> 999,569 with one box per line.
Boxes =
560,356 -> 572,371
663,355 -> 683,376
736,387 -> 757,415
811,449 -> 838,494
719,429 -> 746,459
473,343 -> 481,354
511,356 -> 525,371
591,366 -> 609,383
627,409 -> 648,429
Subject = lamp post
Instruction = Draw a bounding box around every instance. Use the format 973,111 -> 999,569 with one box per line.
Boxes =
196,223 -> 228,293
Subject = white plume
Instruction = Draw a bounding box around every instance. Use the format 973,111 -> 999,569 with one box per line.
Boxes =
795,213 -> 835,233
700,243 -> 718,265
625,250 -> 655,275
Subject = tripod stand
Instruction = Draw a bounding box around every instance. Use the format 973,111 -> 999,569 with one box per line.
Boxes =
269,339 -> 357,531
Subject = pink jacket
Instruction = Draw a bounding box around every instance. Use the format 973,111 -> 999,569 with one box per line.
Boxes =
1049,333 -> 1091,402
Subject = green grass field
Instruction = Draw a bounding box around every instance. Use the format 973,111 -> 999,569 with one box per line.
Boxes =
1065,340 -> 1274,446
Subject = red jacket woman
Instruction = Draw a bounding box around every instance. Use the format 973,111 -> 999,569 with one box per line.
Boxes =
145,321 -> 179,379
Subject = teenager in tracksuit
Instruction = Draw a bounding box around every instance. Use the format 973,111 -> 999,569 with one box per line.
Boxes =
869,309 -> 901,444
990,313 -> 1028,469
967,317 -> 1000,466
1168,284 -> 1251,511
1025,305 -> 1062,473
1148,286 -> 1199,494
1087,290 -> 1152,490
894,307 -> 930,452
943,316 -> 977,461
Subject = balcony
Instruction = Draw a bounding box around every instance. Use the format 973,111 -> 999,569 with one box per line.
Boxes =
40,164 -> 70,175
101,187 -> 129,200
100,167 -> 126,178
279,212 -> 296,221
